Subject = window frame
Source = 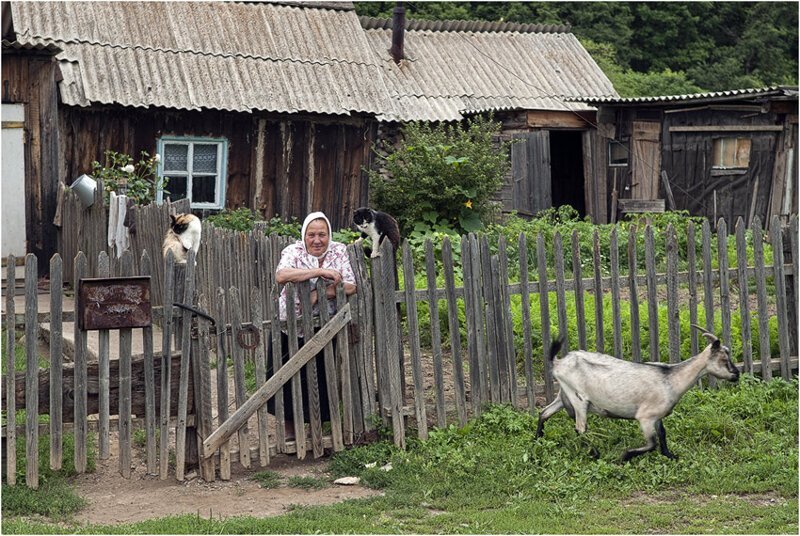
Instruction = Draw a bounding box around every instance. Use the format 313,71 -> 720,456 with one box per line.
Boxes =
711,137 -> 751,170
156,136 -> 228,210
608,139 -> 629,167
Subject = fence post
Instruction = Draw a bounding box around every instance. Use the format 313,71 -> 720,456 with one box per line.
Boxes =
25,254 -> 39,489
5,257 -> 16,486
770,216 -> 791,380
73,251 -> 88,474
49,254 -> 63,471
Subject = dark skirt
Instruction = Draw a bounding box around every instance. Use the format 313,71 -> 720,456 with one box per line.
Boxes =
266,331 -> 332,423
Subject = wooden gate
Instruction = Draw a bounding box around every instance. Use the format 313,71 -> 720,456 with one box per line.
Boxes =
630,121 -> 662,200
511,131 -> 552,216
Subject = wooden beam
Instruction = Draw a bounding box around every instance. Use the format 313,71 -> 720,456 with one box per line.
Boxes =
618,199 -> 666,213
527,110 -> 589,129
669,125 -> 783,132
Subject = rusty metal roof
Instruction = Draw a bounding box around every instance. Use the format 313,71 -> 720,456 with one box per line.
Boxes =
10,1 -> 395,116
361,19 -> 617,122
567,86 -> 799,106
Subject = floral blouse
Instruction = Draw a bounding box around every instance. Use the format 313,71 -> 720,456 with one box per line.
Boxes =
277,240 -> 357,326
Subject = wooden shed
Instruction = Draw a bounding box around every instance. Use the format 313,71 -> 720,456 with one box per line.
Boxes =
575,87 -> 799,225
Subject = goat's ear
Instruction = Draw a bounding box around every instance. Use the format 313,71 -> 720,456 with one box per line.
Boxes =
712,339 -> 721,349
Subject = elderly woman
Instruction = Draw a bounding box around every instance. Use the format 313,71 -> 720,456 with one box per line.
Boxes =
270,212 -> 357,441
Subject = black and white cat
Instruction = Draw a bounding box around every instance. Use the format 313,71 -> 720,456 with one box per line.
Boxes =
353,207 -> 400,258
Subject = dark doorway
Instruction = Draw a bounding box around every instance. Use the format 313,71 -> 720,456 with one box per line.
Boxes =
549,130 -> 586,217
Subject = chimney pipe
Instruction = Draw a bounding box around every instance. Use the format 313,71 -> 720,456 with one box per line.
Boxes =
390,2 -> 405,64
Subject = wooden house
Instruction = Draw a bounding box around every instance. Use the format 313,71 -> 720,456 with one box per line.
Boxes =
574,87 -> 799,225
2,1 -> 617,270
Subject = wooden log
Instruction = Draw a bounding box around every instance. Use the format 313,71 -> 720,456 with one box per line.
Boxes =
592,230 -> 605,354
609,229 -> 622,358
299,283 -> 324,459
202,304 -> 351,459
141,251 -> 157,475
228,286 -> 251,468
175,252 -> 196,480
572,230 -> 587,351
214,288 -> 231,479
645,226 -> 659,362
442,237 -> 467,426
49,254 -> 63,471
536,233 -> 553,402
402,242 -> 428,439
97,252 -> 111,460
518,233 -> 535,414
159,251 -> 175,480
118,251 -> 133,479
734,219 -> 753,373
5,257 -> 16,486
627,225 -> 642,363
770,216 -> 791,380
752,217 -> 772,381
425,240 -> 446,428
666,225 -> 680,363
251,289 -> 270,467
25,254 -> 39,489
73,252 -> 88,474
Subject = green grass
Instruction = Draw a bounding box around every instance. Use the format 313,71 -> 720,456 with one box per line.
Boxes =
2,376 -> 796,534
251,470 -> 281,489
287,475 -> 330,490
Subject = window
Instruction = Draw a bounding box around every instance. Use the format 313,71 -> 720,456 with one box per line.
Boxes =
608,139 -> 629,166
712,137 -> 751,169
156,137 -> 228,209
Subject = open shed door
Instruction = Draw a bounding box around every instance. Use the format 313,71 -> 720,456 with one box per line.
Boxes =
630,121 -> 661,200
2,104 -> 27,257
511,131 -> 551,216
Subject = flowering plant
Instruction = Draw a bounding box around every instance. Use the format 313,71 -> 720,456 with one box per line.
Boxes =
91,150 -> 168,205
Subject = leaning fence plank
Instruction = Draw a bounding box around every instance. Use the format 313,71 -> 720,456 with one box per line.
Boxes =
97,252 -> 111,460
518,233 -> 535,414
214,288 -> 231,480
442,237 -> 467,426
717,219 -> 732,350
536,233 -> 553,402
460,235 -> 481,415
627,226 -> 641,363
571,231 -> 587,350
118,251 -> 133,479
425,240 -> 446,428
402,241 -> 428,439
645,225 -> 659,362
687,222 -> 700,357
480,236 -> 500,403
735,219 -> 753,374
498,236 -> 518,408
250,289 -> 270,467
141,250 -> 157,475
159,252 -> 175,479
49,255 -> 63,471
73,251 -> 88,474
5,257 -> 16,486
25,254 -> 39,489
285,283 -> 307,458
228,285 -> 252,468
300,283 -> 324,459
333,283 -> 349,449
770,216 -> 791,380
666,225 -> 680,363
592,230 -> 605,354
175,252 -> 197,480
609,228 -> 622,358
752,217 -> 772,381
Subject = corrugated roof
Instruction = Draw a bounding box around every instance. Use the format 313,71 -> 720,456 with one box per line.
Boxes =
10,1 -> 395,116
567,86 -> 799,105
362,21 -> 617,121
359,16 -> 570,35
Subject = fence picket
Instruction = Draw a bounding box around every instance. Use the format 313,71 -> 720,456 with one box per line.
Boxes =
751,217 -> 772,381
645,225 -> 659,362
552,233 -> 569,358
491,255 -> 509,403
97,252 -> 111,460
5,257 -> 16,486
701,220 -> 716,334
469,233 -> 488,406
536,233 -> 553,402
299,283 -> 324,459
666,225 -> 680,363
770,216 -> 791,380
196,316 -> 216,481
592,230 -> 605,354
159,252 -> 175,479
214,287 -> 231,479
572,230 -> 587,350
402,242 -> 428,438
791,214 -> 799,357
228,285 -> 252,467
285,283 -> 307,458
118,251 -> 133,479
718,219 -> 732,349
609,228 -> 622,358
175,253 -> 197,479
25,254 -> 39,489
498,237 -> 517,408
735,219 -> 753,373
460,235 -> 481,415
73,251 -> 88,474
627,226 -> 641,363
687,222 -> 700,357
442,237 -> 467,426
518,233 -> 535,414
480,237 -> 500,403
334,284 -> 350,448
250,289 -> 270,466
49,255 -> 63,471
425,240 -> 446,428
140,251 -> 157,474
347,242 -> 376,430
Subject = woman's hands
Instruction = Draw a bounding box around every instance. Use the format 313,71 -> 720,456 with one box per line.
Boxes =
275,267 -> 342,285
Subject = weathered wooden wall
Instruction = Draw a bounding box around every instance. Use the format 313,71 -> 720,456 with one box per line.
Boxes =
2,51 -> 61,273
56,108 -> 375,231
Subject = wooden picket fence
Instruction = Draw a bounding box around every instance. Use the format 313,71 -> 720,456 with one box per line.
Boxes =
2,214 -> 797,488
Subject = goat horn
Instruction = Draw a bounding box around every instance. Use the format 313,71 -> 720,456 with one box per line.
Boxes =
690,323 -> 718,343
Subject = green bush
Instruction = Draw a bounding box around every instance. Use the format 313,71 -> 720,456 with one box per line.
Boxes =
369,116 -> 511,235
206,207 -> 262,232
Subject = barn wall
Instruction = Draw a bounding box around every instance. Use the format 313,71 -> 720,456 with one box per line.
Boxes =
57,107 -> 376,231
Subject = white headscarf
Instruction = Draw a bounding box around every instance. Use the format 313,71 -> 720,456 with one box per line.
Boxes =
300,211 -> 332,259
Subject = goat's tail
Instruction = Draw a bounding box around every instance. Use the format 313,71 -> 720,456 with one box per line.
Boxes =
548,336 -> 564,362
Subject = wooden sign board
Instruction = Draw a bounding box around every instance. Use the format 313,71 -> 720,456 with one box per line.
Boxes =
78,276 -> 152,330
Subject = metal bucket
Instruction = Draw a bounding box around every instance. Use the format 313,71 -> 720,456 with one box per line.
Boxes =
70,174 -> 97,208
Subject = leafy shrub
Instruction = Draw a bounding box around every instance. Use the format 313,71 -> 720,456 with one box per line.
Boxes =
206,208 -> 261,232
261,216 -> 302,239
92,150 -> 167,205
369,116 -> 511,235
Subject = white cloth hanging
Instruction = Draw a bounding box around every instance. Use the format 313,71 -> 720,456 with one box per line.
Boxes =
114,194 -> 130,258
107,191 -> 119,248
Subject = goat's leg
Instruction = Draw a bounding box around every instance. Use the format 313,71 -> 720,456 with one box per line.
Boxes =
535,396 -> 564,438
621,418 -> 659,462
656,420 -> 677,460
570,398 -> 600,458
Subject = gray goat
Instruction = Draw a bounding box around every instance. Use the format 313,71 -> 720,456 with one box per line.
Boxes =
536,326 -> 739,461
